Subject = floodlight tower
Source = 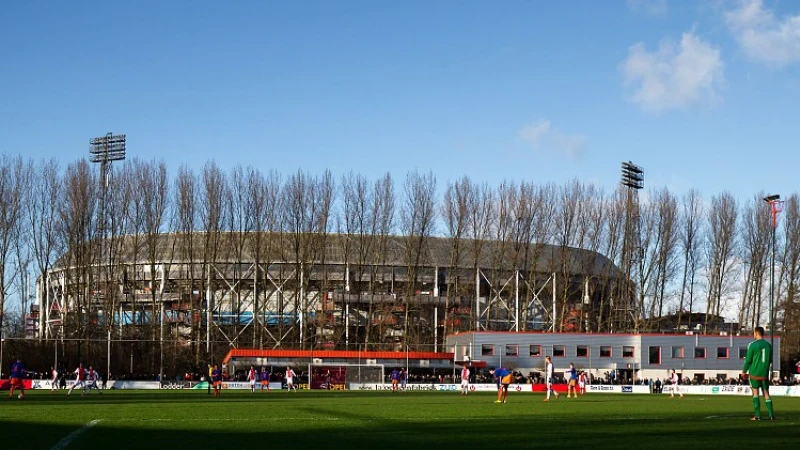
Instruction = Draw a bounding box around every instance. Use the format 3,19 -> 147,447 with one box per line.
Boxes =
763,194 -> 782,368
619,161 -> 644,332
90,133 -> 126,373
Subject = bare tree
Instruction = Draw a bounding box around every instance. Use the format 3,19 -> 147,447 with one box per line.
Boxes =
171,165 -> 200,362
132,159 -> 170,373
57,160 -> 98,361
399,170 -> 436,347
739,194 -> 771,330
368,173 -> 395,348
339,171 -> 370,346
442,176 -> 472,337
466,181 -> 493,331
200,162 -> 227,353
28,159 -> 62,341
704,192 -> 738,331
648,188 -> 679,330
677,190 -> 703,329
0,157 -> 28,341
223,165 -> 252,345
245,168 -> 281,349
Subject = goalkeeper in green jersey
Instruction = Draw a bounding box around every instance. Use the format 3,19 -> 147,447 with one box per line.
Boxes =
741,326 -> 774,421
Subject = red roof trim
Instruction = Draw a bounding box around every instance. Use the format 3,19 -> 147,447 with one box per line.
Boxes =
222,349 -> 454,364
447,331 -> 778,339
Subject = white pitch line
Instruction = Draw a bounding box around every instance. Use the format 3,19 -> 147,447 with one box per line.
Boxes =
50,419 -> 102,450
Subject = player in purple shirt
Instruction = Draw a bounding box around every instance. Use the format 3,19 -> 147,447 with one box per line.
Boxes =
9,358 -> 26,400
390,368 -> 400,393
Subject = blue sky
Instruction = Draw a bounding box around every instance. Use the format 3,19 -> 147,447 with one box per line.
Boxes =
1,0 -> 799,203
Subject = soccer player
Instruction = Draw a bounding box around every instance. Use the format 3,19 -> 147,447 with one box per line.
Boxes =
460,365 -> 471,396
742,326 -> 774,420
211,364 -> 222,397
285,367 -> 297,392
50,366 -> 59,392
400,367 -> 408,393
325,370 -> 333,390
544,356 -> 559,402
490,367 -> 512,403
9,358 -> 25,400
566,363 -> 578,398
669,369 -> 683,398
207,364 -> 213,395
247,365 -> 257,393
66,363 -> 87,397
578,371 -> 587,395
86,366 -> 102,395
390,367 -> 400,393
260,367 -> 271,393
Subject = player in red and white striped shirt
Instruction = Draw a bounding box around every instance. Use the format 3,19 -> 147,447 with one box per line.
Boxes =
247,366 -> 257,393
460,366 -> 471,396
66,363 -> 87,397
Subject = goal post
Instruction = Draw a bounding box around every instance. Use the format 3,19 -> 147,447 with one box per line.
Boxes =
308,363 -> 385,390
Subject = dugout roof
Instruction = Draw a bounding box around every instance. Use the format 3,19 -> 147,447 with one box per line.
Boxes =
222,348 -> 455,370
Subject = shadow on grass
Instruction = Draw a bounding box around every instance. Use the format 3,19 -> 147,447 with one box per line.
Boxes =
4,415 -> 800,450
3,392 -> 800,449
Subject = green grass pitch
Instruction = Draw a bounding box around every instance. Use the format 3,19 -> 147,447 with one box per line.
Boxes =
2,390 -> 799,449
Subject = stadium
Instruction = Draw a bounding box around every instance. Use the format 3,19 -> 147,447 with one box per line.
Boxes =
32,231 -> 628,370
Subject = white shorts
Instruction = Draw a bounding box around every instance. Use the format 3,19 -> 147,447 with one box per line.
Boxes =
72,381 -> 86,389
286,378 -> 293,385
249,380 -> 255,386
579,382 -> 585,389
461,380 -> 469,388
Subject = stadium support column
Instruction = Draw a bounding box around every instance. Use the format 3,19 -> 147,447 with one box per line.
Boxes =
300,265 -> 304,348
552,273 -> 556,332
475,268 -> 480,330
159,298 -> 165,382
206,265 -> 212,353
514,270 -> 520,332
37,279 -> 43,341
434,307 -> 438,352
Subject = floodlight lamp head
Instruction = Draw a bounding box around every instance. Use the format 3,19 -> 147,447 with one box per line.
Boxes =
763,194 -> 780,203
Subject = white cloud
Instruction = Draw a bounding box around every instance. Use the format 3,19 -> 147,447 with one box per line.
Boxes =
627,0 -> 668,17
621,32 -> 724,113
518,119 -> 585,160
725,0 -> 800,66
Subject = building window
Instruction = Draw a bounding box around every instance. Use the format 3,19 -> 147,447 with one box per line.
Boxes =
600,346 -> 612,358
553,345 -> 566,357
481,344 -> 494,356
648,346 -> 661,365
717,347 -> 729,359
506,345 -> 518,357
577,345 -> 589,357
529,345 -> 541,357
694,347 -> 706,359
622,346 -> 635,358
671,346 -> 684,359
739,347 -> 747,359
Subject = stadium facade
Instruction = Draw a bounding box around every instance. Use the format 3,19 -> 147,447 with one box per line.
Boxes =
34,232 -> 630,351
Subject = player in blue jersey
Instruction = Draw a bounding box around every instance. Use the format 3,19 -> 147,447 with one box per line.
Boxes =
490,367 -> 512,403
9,358 -> 26,400
260,367 -> 271,393
566,363 -> 578,398
400,368 -> 408,393
390,368 -> 400,393
211,364 -> 222,397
